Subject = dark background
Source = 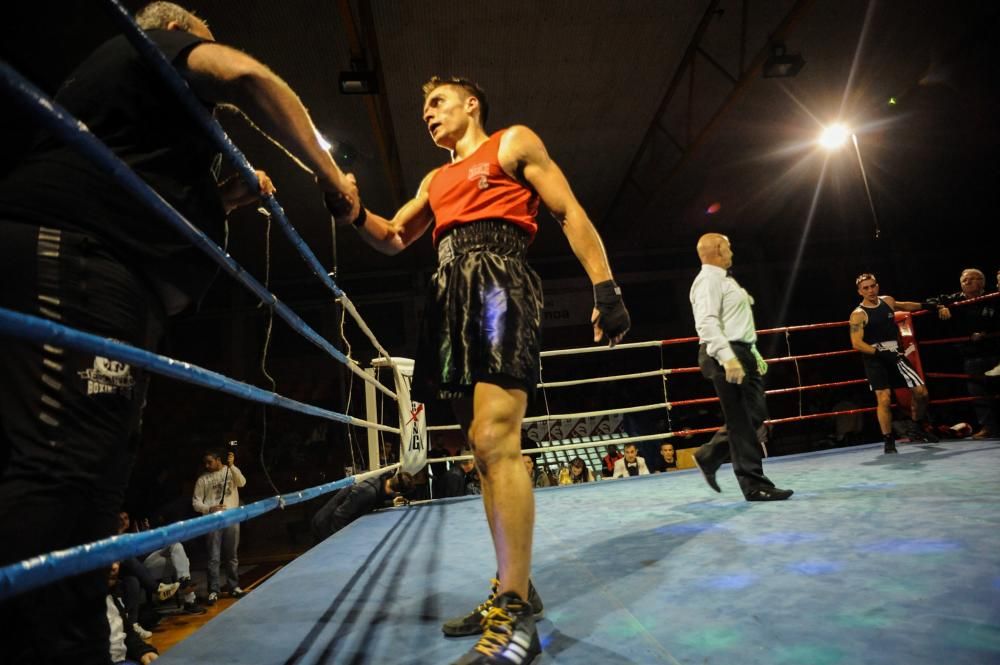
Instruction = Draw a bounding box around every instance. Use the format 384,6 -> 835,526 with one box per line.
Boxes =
2,1 -> 997,544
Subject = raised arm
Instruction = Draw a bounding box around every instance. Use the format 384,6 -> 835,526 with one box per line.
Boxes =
849,310 -> 875,355
349,171 -> 437,255
502,125 -> 629,344
883,295 -> 923,313
181,42 -> 356,209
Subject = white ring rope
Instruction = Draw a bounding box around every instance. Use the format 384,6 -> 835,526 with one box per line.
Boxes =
539,339 -> 666,357
427,402 -> 669,432
538,368 -> 671,389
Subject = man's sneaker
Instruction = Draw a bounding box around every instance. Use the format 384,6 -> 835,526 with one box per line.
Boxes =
231,587 -> 246,599
442,579 -> 544,637
984,361 -> 1000,377
156,581 -> 181,602
132,623 -> 153,640
182,601 -> 207,615
450,592 -> 541,665
884,440 -> 898,454
207,592 -> 218,605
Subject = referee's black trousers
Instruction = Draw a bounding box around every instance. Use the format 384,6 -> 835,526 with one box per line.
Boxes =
698,342 -> 775,497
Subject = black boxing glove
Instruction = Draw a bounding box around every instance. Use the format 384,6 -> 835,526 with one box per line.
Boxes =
593,280 -> 631,341
875,349 -> 901,364
323,189 -> 356,222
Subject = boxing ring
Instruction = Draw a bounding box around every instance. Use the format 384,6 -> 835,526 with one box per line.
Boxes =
2,3 -> 999,664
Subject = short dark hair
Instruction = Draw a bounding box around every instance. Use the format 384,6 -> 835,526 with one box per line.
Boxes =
136,2 -> 199,31
388,472 -> 415,496
203,449 -> 223,462
422,76 -> 489,128
855,272 -> 876,286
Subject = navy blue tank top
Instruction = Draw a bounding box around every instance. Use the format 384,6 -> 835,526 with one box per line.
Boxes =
860,298 -> 897,344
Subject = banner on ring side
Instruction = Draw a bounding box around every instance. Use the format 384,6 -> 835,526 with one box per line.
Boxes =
391,358 -> 427,475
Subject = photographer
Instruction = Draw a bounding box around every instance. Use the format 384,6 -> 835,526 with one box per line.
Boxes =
192,446 -> 246,604
310,471 -> 415,542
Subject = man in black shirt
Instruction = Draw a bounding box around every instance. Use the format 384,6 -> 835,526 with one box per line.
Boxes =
849,273 -> 933,454
446,454 -> 482,497
0,3 -> 358,662
310,472 -> 416,541
936,269 -> 999,439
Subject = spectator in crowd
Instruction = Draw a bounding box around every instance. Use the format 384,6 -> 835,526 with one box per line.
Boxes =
106,562 -> 159,665
567,457 -> 595,483
0,2 -> 359,659
522,454 -> 552,488
427,447 -> 450,499
310,472 -> 415,540
655,443 -> 678,473
143,543 -> 205,615
115,512 -> 180,638
988,267 -> 1000,377
613,443 -> 650,478
192,449 -> 246,604
937,268 -> 999,438
601,444 -> 623,478
445,453 -> 482,498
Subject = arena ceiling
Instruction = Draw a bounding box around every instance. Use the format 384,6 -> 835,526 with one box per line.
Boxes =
5,1 -> 998,285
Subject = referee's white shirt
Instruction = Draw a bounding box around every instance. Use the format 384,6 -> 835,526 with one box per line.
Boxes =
689,264 -> 757,364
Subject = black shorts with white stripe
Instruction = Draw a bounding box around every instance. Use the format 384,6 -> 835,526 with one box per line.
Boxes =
863,351 -> 924,391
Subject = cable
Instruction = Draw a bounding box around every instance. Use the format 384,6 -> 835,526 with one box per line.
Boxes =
256,208 -> 280,497
338,302 -> 361,475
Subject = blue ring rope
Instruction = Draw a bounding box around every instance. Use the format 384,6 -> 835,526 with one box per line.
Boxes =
0,307 -> 363,426
0,60 -> 356,373
0,12 -> 402,602
0,475 -> 360,602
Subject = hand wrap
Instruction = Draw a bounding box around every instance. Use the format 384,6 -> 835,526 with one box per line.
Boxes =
593,280 -> 631,339
323,190 -> 355,220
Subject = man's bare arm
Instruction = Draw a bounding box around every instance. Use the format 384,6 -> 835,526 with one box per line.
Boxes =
849,311 -> 875,354
503,126 -> 613,285
503,125 -> 628,344
182,42 -> 355,204
352,172 -> 436,255
891,299 -> 925,313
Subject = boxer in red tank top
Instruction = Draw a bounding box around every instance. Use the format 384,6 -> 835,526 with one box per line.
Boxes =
336,76 -> 630,665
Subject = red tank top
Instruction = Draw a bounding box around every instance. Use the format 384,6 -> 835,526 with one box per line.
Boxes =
428,129 -> 539,245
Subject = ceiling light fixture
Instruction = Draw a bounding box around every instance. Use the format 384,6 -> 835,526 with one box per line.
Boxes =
338,58 -> 378,95
762,43 -> 805,78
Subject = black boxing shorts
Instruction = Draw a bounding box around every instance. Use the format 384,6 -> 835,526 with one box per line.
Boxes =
411,219 -> 542,403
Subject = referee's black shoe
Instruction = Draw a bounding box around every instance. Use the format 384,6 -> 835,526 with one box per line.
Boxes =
450,592 -> 541,665
442,578 -> 544,637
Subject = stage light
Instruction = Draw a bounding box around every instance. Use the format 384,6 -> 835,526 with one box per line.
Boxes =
706,202 -> 721,215
763,43 -> 805,78
339,70 -> 378,94
339,59 -> 378,94
888,97 -> 897,106
818,123 -> 850,150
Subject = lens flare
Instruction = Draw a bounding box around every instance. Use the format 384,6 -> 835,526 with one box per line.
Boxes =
818,123 -> 850,150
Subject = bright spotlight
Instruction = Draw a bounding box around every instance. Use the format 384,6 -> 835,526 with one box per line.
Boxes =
818,123 -> 850,150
